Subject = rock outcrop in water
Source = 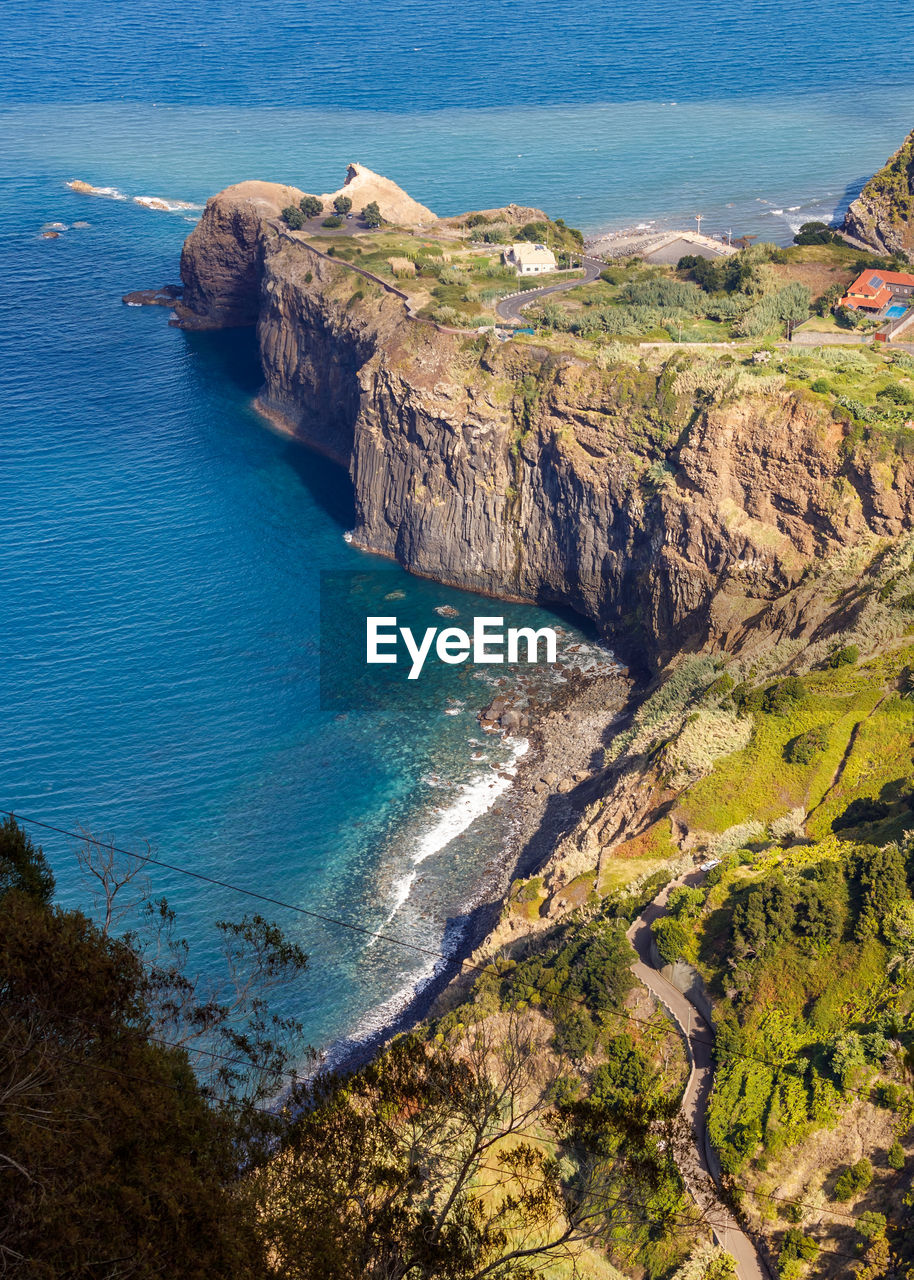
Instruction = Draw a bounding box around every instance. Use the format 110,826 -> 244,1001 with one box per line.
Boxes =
177,181 -> 914,669
843,127 -> 914,258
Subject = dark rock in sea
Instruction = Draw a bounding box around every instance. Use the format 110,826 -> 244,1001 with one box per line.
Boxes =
122,284 -> 183,307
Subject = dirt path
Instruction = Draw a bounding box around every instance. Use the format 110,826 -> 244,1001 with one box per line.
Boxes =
626,876 -> 770,1280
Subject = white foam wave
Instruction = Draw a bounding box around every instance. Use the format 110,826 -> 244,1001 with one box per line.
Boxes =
66,179 -> 201,213
133,195 -> 203,213
68,181 -> 129,200
413,737 -> 528,870
373,737 -> 529,932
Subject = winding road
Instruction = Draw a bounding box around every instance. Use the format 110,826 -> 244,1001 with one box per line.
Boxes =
494,254 -> 607,324
626,875 -> 769,1280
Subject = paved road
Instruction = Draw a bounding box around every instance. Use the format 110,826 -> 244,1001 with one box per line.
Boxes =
626,877 -> 770,1280
494,254 -> 606,324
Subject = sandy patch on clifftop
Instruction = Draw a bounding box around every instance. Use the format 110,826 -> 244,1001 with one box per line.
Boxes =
320,163 -> 436,227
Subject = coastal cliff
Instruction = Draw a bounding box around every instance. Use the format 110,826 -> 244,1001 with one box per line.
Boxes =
178,181 -> 914,669
843,126 -> 914,257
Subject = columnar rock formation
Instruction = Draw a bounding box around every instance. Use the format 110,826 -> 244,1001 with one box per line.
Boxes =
177,181 -> 914,670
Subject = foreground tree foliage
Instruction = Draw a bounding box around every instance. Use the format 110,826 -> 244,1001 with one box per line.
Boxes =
0,820 -> 267,1278
256,1015 -> 693,1280
0,818 -> 695,1279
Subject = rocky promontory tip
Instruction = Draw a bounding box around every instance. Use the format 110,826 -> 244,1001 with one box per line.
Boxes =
843,126 -> 914,258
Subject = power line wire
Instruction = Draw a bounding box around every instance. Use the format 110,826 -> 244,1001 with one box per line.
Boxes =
2,810 -> 890,1103
4,807 -> 904,1257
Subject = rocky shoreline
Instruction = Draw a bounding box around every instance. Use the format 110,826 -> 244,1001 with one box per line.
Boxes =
321,660 -> 632,1076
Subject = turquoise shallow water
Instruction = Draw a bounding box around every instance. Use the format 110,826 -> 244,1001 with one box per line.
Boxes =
3,0 -> 914,1052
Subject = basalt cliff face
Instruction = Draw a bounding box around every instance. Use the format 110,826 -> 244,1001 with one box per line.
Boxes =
178,184 -> 914,669
843,127 -> 914,258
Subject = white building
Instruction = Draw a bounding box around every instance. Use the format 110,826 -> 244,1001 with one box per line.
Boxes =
504,242 -> 557,276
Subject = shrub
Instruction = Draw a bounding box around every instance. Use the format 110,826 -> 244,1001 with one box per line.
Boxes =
888,1139 -> 905,1171
322,215 -> 344,228
652,916 -> 694,966
793,220 -> 839,245
874,1081 -> 907,1110
763,676 -> 806,715
827,643 -> 859,668
281,205 -> 305,229
877,381 -> 914,406
361,200 -> 382,228
299,195 -> 323,219
779,1227 -> 819,1271
785,726 -> 829,765
513,877 -> 542,904
464,213 -> 488,228
833,1157 -> 873,1201
713,819 -> 765,856
810,377 -> 831,394
332,196 -> 352,215
706,673 -> 735,700
769,808 -> 807,843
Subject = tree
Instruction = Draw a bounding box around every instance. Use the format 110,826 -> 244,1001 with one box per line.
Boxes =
652,916 -> 694,966
361,200 -> 382,228
281,205 -> 305,230
333,195 -> 352,215
0,813 -> 55,906
0,815 -> 312,1278
672,1243 -> 737,1279
853,843 -> 909,938
833,1157 -> 873,1200
793,221 -> 839,246
254,1014 -> 687,1280
299,195 -> 323,219
0,862 -> 266,1277
785,725 -> 828,765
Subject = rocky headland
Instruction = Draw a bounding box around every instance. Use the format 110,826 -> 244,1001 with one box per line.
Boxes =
129,154 -> 914,1277
173,167 -> 914,675
843,126 -> 914,257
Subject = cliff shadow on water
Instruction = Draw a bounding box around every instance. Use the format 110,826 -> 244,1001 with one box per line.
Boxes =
182,326 -> 264,397
282,441 -> 357,530
183,323 -> 359,530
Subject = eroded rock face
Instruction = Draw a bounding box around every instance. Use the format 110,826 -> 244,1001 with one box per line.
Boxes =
177,187 -> 914,669
178,181 -> 305,328
843,128 -> 914,258
319,163 -> 437,227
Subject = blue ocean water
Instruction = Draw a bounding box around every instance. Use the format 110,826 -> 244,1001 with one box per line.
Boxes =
3,0 -> 914,1052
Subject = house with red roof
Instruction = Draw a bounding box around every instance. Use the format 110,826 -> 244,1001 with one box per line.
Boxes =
839,269 -> 914,313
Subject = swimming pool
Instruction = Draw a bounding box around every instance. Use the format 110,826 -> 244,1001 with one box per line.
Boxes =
886,303 -> 908,318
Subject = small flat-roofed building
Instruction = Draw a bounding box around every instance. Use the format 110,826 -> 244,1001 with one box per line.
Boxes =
840,269 -> 914,312
504,242 -> 557,276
